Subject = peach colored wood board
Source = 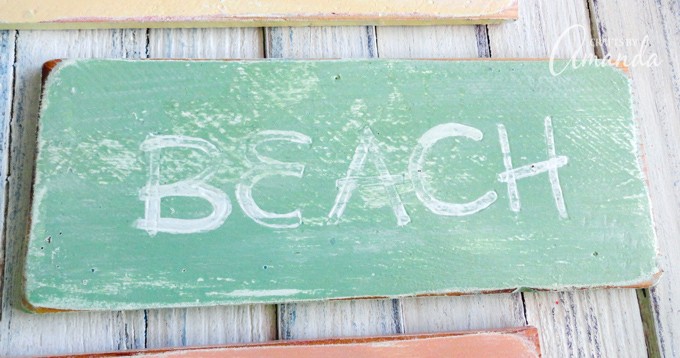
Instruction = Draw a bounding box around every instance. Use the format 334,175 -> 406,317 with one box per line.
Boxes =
0,0 -> 518,29
51,328 -> 541,357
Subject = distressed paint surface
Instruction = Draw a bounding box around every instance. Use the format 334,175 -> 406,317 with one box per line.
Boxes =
0,0 -> 518,29
24,59 -> 656,311
53,328 -> 541,358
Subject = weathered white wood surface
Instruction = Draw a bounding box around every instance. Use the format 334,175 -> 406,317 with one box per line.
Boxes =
0,30 -> 14,315
149,28 -> 264,59
143,27 -> 277,349
0,0 -> 672,355
265,27 -> 376,59
489,1 -> 648,356
591,0 -> 680,356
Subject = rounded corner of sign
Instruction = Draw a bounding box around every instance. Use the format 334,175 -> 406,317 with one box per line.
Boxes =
646,269 -> 664,288
620,269 -> 663,289
42,59 -> 65,79
20,294 -> 74,314
19,291 -> 45,314
606,60 -> 632,78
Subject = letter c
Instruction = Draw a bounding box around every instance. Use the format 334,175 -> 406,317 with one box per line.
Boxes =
409,123 -> 497,216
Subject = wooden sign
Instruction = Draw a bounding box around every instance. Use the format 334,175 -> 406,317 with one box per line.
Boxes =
51,328 -> 541,357
0,0 -> 518,29
23,59 -> 658,312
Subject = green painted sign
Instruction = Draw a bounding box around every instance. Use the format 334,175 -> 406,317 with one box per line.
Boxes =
24,59 -> 658,311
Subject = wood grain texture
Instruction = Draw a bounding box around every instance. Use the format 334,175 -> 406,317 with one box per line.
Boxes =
265,26 -> 404,340
279,300 -> 403,340
524,290 -> 648,357
265,27 -> 376,59
143,27 -> 276,350
0,30 -> 15,318
401,295 -> 526,334
374,22 -> 527,341
0,30 -> 147,356
148,28 -> 264,59
52,328 -> 542,358
489,0 -> 650,356
0,0 -> 518,29
590,0 -> 680,356
375,26 -> 480,59
145,306 -> 276,349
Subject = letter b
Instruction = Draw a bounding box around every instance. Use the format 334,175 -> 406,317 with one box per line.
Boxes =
135,135 -> 232,236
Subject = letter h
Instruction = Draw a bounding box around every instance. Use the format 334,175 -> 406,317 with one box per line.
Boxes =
497,117 -> 569,219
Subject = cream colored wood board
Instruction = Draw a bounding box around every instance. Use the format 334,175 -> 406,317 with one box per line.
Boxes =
0,0 -> 518,29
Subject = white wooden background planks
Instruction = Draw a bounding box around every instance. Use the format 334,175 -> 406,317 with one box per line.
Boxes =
0,0 -> 676,356
0,30 -> 13,314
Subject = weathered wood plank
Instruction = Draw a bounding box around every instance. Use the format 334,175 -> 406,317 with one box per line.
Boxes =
375,26 -> 479,58
144,306 -> 276,348
25,59 -> 654,310
590,0 -> 680,356
143,27 -> 276,350
401,295 -> 526,334
0,30 -> 147,356
266,27 -> 376,59
524,290 -> 648,357
0,30 -> 16,318
266,26 -> 402,340
55,328 -> 542,358
375,24 -> 526,337
489,0 -> 650,356
148,28 -> 264,59
0,0 -> 518,30
279,300 -> 403,340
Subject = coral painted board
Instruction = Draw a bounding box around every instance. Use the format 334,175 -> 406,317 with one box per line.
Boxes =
49,328 -> 541,357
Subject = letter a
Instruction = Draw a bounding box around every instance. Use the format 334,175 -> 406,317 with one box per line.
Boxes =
328,127 -> 411,226
135,135 -> 232,236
